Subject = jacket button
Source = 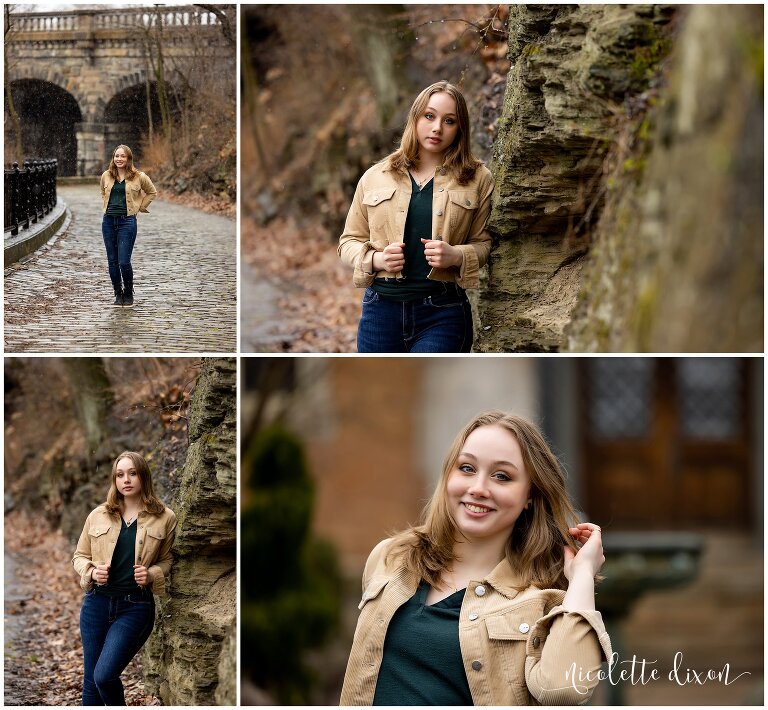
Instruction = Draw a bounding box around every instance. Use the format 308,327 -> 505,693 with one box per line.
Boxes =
519,623 -> 530,633
469,613 -> 478,621
474,585 -> 486,597
465,199 -> 471,206
436,210 -> 443,216
439,187 -> 444,192
533,637 -> 540,649
471,660 -> 483,671
139,540 -> 143,544
373,196 -> 379,203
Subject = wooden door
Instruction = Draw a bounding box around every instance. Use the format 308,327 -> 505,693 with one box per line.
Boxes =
579,358 -> 754,530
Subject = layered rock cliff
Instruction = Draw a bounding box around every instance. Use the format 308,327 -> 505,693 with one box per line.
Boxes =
478,4 -> 762,352
567,4 -> 763,351
143,357 -> 237,705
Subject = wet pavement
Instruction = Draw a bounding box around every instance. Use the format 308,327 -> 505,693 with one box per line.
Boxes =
4,184 -> 236,353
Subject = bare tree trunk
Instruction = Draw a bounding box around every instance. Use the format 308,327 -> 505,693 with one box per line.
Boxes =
241,29 -> 268,172
348,5 -> 413,127
61,358 -> 115,457
152,8 -> 175,167
4,6 -> 23,163
144,51 -> 154,145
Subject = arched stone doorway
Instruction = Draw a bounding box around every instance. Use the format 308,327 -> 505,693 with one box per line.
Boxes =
5,79 -> 82,176
104,81 -> 180,168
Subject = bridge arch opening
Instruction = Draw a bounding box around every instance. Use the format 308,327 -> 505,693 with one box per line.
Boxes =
5,79 -> 82,176
104,82 -> 183,167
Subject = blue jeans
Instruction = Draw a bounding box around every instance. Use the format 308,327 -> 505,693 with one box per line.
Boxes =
79,588 -> 155,706
357,283 -> 474,353
101,214 -> 137,292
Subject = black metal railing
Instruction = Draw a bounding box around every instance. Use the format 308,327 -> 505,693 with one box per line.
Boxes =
4,159 -> 58,236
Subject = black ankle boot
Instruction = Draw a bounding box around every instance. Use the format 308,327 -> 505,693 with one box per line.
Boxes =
123,286 -> 134,308
113,288 -> 124,306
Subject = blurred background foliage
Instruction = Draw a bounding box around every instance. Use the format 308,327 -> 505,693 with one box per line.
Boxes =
241,424 -> 343,704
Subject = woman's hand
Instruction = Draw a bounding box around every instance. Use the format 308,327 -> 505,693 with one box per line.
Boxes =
372,243 -> 405,272
421,239 -> 462,269
91,564 -> 110,585
564,522 -> 605,581
561,523 -> 604,612
133,565 -> 153,586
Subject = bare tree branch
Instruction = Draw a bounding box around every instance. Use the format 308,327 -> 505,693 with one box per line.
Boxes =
195,4 -> 235,47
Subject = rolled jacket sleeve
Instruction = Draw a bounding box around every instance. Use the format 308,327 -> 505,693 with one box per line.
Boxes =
338,177 -> 379,287
72,513 -> 96,591
524,605 -> 613,705
147,510 -> 177,596
138,172 -> 157,213
454,171 -> 494,290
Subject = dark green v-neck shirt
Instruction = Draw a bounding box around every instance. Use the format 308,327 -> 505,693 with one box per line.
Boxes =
373,582 -> 472,706
373,175 -> 444,301
106,179 -> 128,216
96,518 -> 140,597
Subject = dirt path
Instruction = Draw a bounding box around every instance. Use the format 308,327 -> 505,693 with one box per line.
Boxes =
240,260 -> 288,352
240,217 -> 359,352
3,510 -> 155,706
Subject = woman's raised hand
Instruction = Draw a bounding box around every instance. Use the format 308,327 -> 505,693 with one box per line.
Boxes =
564,522 -> 605,581
91,564 -> 110,585
373,243 -> 406,273
421,239 -> 462,269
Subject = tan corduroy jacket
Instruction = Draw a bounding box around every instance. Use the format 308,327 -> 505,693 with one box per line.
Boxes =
72,504 -> 177,596
100,170 -> 157,216
338,161 -> 494,290
340,538 -> 612,706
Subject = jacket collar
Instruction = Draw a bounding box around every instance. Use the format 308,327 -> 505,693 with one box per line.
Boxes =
378,162 -> 447,178
104,171 -> 140,183
483,556 -> 523,599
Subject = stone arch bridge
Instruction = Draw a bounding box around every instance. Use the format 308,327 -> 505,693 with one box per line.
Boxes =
5,6 -> 233,175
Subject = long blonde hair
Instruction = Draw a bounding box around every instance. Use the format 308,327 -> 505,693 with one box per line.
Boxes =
387,80 -> 482,186
387,410 -> 582,590
104,451 -> 165,516
107,144 -> 138,181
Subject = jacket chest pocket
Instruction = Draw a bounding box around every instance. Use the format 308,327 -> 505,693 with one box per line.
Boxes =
129,184 -> 142,201
447,190 -> 479,240
484,610 -> 537,704
88,525 -> 112,564
363,188 -> 397,236
139,528 -> 165,564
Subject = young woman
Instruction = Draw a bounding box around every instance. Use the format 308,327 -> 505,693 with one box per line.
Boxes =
338,81 -> 494,353
341,410 -> 612,706
72,451 -> 176,705
100,145 -> 157,308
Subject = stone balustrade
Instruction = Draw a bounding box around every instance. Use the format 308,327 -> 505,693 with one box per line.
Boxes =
10,6 -> 221,33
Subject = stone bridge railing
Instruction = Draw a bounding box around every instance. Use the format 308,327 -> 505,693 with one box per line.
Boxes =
10,6 -> 224,33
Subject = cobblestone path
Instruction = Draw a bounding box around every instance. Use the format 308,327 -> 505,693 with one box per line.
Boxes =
4,184 -> 236,353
